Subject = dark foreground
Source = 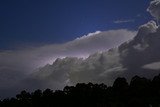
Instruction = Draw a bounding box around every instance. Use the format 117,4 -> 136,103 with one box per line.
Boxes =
1,74 -> 160,107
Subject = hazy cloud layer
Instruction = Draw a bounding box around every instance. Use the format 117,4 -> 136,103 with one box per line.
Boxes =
143,62 -> 160,70
0,29 -> 136,98
114,19 -> 135,24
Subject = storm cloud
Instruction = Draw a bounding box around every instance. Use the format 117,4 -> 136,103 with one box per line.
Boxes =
1,0 -> 160,99
27,20 -> 160,95
0,29 -> 136,98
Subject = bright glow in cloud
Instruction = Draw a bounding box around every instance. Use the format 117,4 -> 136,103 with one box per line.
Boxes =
1,0 -> 160,99
0,29 -> 136,98
30,20 -> 160,89
28,20 -> 160,94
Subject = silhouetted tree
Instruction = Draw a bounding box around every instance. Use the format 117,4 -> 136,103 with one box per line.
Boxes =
16,90 -> 31,100
113,77 -> 129,91
130,76 -> 151,96
2,73 -> 160,107
31,89 -> 42,107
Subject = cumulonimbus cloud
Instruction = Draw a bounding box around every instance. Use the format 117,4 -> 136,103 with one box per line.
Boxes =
0,29 -> 136,98
29,20 -> 160,95
1,0 -> 160,99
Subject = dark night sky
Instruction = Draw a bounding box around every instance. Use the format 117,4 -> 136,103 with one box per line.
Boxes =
0,0 -> 151,49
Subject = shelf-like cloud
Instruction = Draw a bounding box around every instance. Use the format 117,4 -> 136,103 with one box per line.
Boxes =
0,29 -> 136,98
27,20 -> 160,92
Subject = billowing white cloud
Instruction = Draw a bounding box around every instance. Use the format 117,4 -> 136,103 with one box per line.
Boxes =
119,20 -> 160,77
25,48 -> 122,90
147,0 -> 160,21
0,29 -> 136,72
0,29 -> 136,98
134,20 -> 158,40
138,20 -> 158,34
29,20 -> 160,94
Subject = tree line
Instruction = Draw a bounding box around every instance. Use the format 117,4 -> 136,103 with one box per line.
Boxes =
1,74 -> 160,107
